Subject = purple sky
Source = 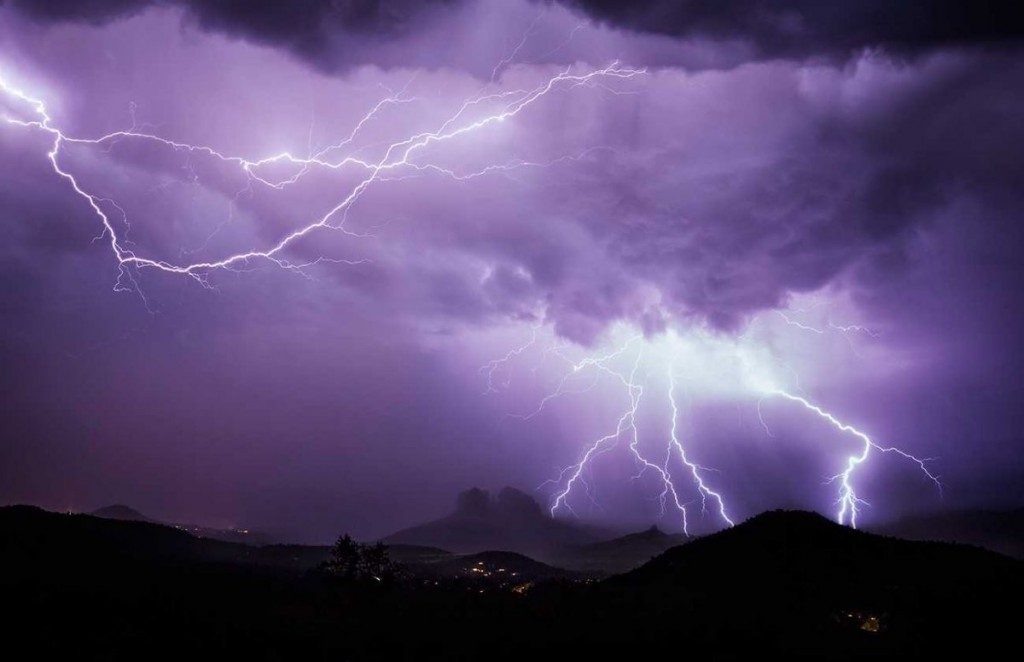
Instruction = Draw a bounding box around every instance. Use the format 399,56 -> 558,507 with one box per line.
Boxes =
1,1 -> 1022,542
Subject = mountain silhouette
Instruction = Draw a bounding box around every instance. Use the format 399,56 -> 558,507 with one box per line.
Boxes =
589,510 -> 1022,652
619,509 -> 1017,588
90,504 -> 156,523
871,508 -> 1024,558
555,524 -> 689,573
1,505 -> 458,573
384,486 -> 597,558
3,505 -> 1019,656
90,503 -> 274,545
2,505 -> 256,568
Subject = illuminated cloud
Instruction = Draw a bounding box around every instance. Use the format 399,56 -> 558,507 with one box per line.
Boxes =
0,1 -> 1021,539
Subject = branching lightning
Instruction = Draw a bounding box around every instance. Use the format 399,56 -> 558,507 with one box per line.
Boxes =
488,324 -> 941,533
761,389 -> 942,528
545,342 -> 693,530
480,322 -> 542,394
0,62 -> 643,292
775,311 -> 879,339
502,333 -> 735,534
666,355 -> 735,527
2,52 -> 942,534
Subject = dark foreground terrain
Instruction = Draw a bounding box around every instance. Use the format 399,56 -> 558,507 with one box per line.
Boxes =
2,506 -> 1020,658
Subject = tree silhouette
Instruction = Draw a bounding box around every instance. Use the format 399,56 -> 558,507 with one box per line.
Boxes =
324,534 -> 362,581
323,535 -> 398,584
360,542 -> 397,583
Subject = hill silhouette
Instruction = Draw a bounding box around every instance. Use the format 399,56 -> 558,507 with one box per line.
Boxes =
589,510 -> 1022,652
872,508 -> 1024,558
1,505 -> 291,570
90,504 -> 155,523
384,486 -> 598,558
1,505 -> 458,573
90,503 -> 276,545
3,505 -> 1020,657
417,550 -> 576,584
616,509 -> 1019,597
555,525 -> 689,573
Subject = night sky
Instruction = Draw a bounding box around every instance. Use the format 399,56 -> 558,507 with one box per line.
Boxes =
1,0 -> 1022,543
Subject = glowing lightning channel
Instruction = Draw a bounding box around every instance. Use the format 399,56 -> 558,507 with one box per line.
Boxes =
666,356 -> 735,528
827,321 -> 880,338
480,322 -> 541,394
0,62 -> 644,291
765,389 -> 942,528
621,349 -> 690,530
775,311 -> 824,334
532,327 -> 941,531
548,344 -> 690,531
490,14 -> 542,83
775,311 -> 879,339
526,340 -> 706,532
509,335 -> 642,420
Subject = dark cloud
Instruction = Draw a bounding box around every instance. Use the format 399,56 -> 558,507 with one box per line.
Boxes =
1,2 -> 1023,536
176,0 -> 459,60
4,3 -> 1020,337
555,0 -> 1024,58
0,0 -> 147,24
6,0 -> 1023,77
2,0 -> 453,29
1,0 -> 459,60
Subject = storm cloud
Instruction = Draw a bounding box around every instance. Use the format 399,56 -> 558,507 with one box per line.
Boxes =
6,0 -> 1023,74
557,0 -> 1024,58
1,1 -> 1022,538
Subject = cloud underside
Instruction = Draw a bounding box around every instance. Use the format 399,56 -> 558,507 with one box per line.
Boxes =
5,1 -> 1023,69
0,1 -> 1021,343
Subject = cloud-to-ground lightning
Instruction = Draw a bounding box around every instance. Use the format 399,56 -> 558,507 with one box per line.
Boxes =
488,323 -> 942,533
0,62 -> 643,293
502,332 -> 733,534
666,356 -> 734,528
761,389 -> 942,528
4,48 -> 943,535
543,343 -> 691,531
540,341 -> 738,534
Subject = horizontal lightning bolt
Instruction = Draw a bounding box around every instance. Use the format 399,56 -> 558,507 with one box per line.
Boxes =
1,62 -> 644,292
775,311 -> 879,339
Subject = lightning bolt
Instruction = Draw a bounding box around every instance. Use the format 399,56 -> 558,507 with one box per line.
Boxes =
666,355 -> 734,528
5,57 -> 941,533
480,322 -> 542,394
0,62 -> 644,293
775,311 -> 826,334
761,389 -> 942,528
827,321 -> 880,338
621,348 -> 691,530
509,335 -> 642,420
489,14 -> 543,83
774,309 -> 880,358
775,311 -> 879,339
525,336 -> 735,535
494,320 -> 941,533
547,343 -> 690,530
